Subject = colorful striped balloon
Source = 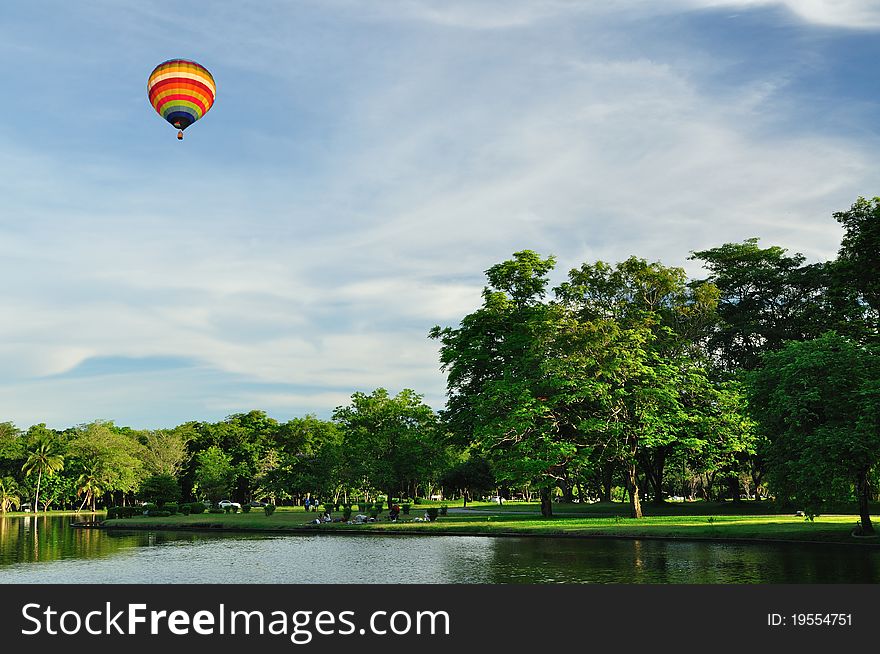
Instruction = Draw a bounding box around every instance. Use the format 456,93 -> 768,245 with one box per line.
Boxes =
147,59 -> 215,139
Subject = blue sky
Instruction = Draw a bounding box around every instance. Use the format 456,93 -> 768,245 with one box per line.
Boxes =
2,0 -> 879,429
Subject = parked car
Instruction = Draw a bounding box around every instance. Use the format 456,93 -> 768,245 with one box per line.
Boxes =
218,500 -> 242,510
247,500 -> 267,507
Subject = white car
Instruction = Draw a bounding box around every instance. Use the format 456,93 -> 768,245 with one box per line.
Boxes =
218,500 -> 241,510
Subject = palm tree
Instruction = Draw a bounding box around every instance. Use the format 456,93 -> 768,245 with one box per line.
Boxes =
76,471 -> 103,513
0,477 -> 20,512
22,439 -> 64,512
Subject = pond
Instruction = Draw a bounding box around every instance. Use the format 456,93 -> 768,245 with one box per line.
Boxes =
1,514 -> 878,583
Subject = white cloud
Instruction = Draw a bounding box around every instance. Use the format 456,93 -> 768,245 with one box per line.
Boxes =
0,1 -> 877,427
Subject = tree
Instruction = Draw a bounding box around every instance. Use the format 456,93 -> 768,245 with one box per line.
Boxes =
833,196 -> 880,341
68,422 -> 145,505
747,332 -> 880,533
431,251 -> 566,516
21,426 -> 65,512
0,476 -> 20,512
689,239 -> 828,372
136,426 -> 193,478
76,470 -> 104,512
138,473 -> 181,507
440,455 -> 495,506
334,388 -> 441,506
194,446 -> 235,505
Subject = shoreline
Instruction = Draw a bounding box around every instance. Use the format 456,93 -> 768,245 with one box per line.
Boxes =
100,521 -> 880,548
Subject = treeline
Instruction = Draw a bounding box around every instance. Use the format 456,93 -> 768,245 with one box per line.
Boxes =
0,197 -> 878,531
0,392 -> 457,513
431,196 -> 879,530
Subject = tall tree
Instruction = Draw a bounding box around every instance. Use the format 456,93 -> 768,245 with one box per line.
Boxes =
689,238 -> 828,372
69,422 -> 145,505
334,388 -> 440,506
21,425 -> 65,512
833,196 -> 880,341
194,446 -> 235,505
747,332 -> 880,534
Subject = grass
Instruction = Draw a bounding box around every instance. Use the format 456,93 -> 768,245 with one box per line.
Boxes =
101,502 -> 879,546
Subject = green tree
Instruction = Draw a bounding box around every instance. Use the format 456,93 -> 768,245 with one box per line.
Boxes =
75,470 -> 104,512
21,426 -> 65,512
747,332 -> 880,533
833,196 -> 880,340
431,251 -> 567,516
138,473 -> 181,507
68,422 -> 145,504
194,446 -> 235,505
136,426 -> 193,478
689,239 -> 832,371
0,476 -> 20,512
334,388 -> 440,507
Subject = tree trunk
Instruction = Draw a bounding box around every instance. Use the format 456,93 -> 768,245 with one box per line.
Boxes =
34,469 -> 42,513
729,476 -> 741,503
646,448 -> 667,504
857,468 -> 874,535
626,463 -> 643,519
540,486 -> 553,517
601,462 -> 614,502
462,490 -> 469,508
560,479 -> 574,504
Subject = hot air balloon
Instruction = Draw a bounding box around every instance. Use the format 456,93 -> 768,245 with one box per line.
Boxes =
147,59 -> 215,140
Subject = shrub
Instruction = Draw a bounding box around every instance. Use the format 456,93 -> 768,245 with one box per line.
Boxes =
209,507 -> 224,514
369,508 -> 379,519
425,508 -> 439,521
106,506 -> 118,519
180,503 -> 192,516
146,510 -> 171,517
440,505 -> 448,516
374,501 -> 385,512
190,502 -> 206,514
165,503 -> 179,515
224,506 -> 232,514
401,503 -> 411,515
242,505 -> 251,513
343,506 -> 352,520
264,504 -> 276,516
356,503 -> 368,513
323,503 -> 335,514
413,497 -> 423,505
141,503 -> 158,515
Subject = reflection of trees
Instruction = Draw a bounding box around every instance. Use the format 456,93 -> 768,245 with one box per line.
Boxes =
0,515 -> 142,567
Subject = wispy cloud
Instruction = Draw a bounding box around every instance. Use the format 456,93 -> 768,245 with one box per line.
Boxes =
0,1 -> 876,428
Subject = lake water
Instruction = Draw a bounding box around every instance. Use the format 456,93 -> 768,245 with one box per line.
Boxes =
1,514 -> 878,583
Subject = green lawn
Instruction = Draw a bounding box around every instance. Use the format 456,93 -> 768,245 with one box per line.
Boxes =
102,506 -> 878,545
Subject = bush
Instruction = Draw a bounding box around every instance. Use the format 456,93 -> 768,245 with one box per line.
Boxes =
180,503 -> 192,516
165,503 -> 179,515
264,504 -> 276,516
209,507 -> 224,514
413,497 -> 423,505
356,503 -> 368,513
401,503 -> 411,515
242,505 -> 251,513
425,508 -> 439,521
374,501 -> 385,512
224,505 -> 232,514
369,508 -> 379,519
141,503 -> 158,514
440,504 -> 448,516
323,503 -> 335,515
146,510 -> 171,517
190,502 -> 206,514
343,506 -> 352,520
106,506 -> 118,519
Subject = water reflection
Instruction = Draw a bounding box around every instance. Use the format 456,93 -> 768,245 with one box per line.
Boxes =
1,515 -> 878,584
